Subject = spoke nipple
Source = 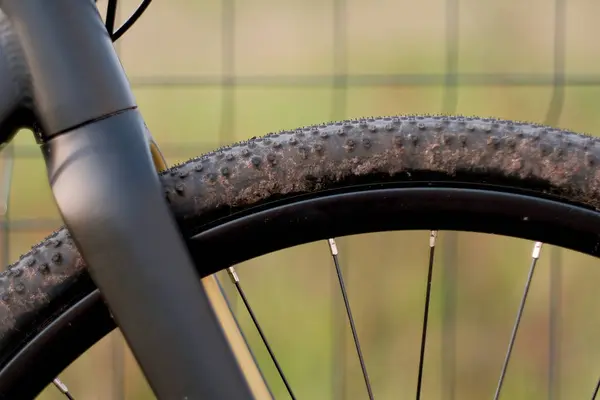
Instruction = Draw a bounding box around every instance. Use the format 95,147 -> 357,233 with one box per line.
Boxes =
227,267 -> 240,283
53,378 -> 69,394
429,230 -> 438,247
532,241 -> 543,259
328,238 -> 339,256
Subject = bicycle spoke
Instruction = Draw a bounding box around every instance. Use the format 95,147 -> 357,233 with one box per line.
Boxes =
331,241 -> 347,400
416,231 -> 438,400
53,377 -> 74,400
327,238 -> 375,400
493,241 -> 544,400
226,267 -> 296,400
592,378 -> 600,400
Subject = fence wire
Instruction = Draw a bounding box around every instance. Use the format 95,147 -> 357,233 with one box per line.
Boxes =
0,0 -> 572,398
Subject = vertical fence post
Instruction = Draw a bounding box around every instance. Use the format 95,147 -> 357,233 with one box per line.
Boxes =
0,143 -> 13,272
331,0 -> 348,397
441,0 -> 460,397
545,0 -> 566,397
215,0 -> 238,310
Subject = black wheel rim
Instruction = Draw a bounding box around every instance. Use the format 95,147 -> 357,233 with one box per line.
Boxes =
3,183 -> 600,399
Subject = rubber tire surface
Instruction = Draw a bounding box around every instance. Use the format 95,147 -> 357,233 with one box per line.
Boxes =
0,115 -> 599,371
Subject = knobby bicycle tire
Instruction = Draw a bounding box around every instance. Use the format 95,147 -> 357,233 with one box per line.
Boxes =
1,115 -> 600,396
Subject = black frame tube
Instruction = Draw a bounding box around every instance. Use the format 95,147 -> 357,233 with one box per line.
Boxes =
0,1 -> 253,398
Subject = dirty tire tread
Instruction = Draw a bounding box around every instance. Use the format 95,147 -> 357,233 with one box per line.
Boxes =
0,114 -> 598,366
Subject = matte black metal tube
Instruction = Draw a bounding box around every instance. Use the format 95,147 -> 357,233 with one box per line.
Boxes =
0,0 -> 135,135
0,9 -> 30,143
0,2 -> 254,397
43,110 -> 253,399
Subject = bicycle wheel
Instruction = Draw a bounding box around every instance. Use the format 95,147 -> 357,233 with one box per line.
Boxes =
1,115 -> 600,398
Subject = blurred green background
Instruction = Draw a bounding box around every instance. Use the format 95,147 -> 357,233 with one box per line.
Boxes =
1,0 -> 598,398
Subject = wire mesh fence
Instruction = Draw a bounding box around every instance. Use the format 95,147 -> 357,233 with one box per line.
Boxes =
3,0 -> 596,398
0,0 -> 572,244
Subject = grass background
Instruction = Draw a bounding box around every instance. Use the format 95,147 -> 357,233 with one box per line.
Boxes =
0,0 -> 598,398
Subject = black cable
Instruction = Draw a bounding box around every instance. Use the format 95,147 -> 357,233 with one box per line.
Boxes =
110,0 -> 153,42
105,0 -> 118,36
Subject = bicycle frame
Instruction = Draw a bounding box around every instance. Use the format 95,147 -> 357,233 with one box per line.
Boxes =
0,1 -> 254,398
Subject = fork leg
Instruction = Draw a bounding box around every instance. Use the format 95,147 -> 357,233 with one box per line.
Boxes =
0,0 -> 255,398
43,109 -> 255,400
